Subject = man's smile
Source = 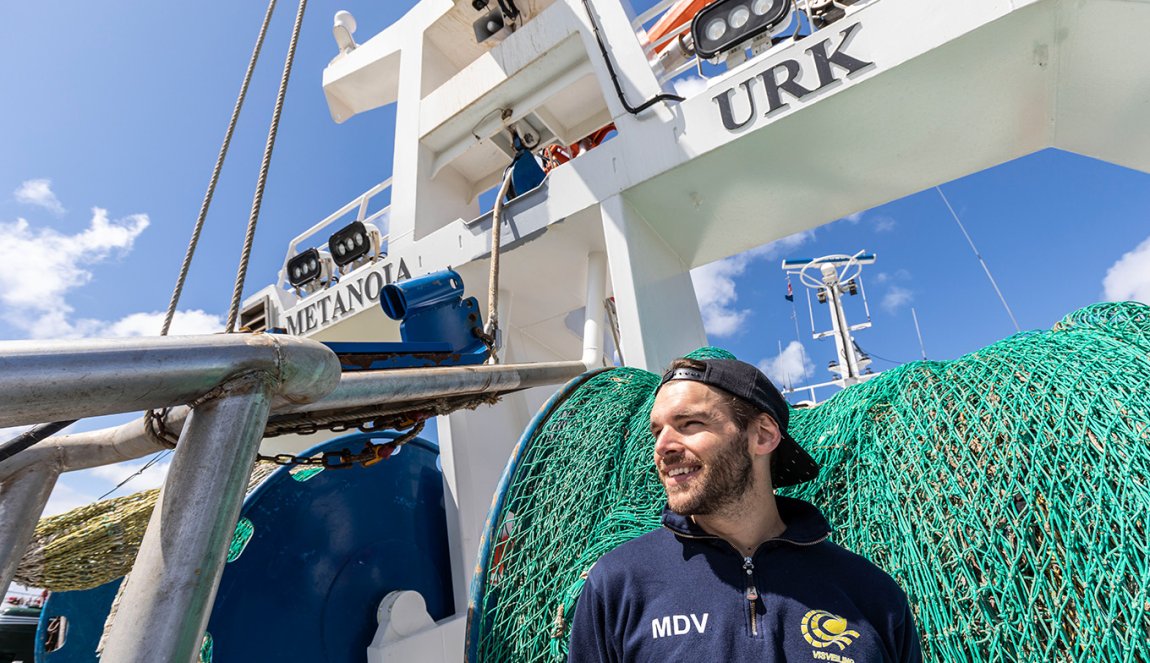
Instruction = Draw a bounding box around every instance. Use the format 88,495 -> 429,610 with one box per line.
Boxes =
662,463 -> 703,484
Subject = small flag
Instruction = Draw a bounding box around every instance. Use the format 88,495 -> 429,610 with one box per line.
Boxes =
785,277 -> 794,302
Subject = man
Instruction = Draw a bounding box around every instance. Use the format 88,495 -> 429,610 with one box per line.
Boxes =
567,357 -> 922,662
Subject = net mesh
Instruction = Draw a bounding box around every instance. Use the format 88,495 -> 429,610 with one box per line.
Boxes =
16,461 -> 278,591
468,302 -> 1150,662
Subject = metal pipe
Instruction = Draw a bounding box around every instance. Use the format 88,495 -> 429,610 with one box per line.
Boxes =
0,408 -> 189,482
581,251 -> 607,369
1,310 -> 599,479
275,360 -> 589,416
0,463 -> 59,600
3,358 -> 593,483
100,374 -> 275,663
0,333 -> 339,429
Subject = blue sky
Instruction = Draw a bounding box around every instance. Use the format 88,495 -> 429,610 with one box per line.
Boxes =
2,1 -> 1150,573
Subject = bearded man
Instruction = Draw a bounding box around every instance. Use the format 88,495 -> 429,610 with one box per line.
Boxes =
566,357 -> 922,662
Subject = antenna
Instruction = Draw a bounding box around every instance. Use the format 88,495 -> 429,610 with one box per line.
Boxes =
911,307 -> 928,360
780,251 -> 880,398
935,186 -> 1021,333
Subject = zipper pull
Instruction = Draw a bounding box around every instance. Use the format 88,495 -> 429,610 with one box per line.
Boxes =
743,556 -> 758,601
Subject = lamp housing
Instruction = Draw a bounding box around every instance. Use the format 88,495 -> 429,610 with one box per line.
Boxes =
691,0 -> 794,60
328,221 -> 378,268
287,248 -> 326,289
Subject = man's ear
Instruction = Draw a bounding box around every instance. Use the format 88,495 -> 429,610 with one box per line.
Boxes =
749,413 -> 783,458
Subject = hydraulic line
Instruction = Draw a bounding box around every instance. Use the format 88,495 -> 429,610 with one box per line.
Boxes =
578,0 -> 684,115
0,421 -> 76,465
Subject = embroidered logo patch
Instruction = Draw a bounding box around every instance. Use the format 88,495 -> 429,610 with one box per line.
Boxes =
800,610 -> 860,650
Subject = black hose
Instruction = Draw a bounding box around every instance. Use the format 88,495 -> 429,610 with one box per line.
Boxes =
578,0 -> 684,115
0,420 -> 77,465
497,0 -> 520,19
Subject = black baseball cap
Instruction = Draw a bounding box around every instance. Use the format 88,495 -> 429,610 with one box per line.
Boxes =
656,358 -> 819,488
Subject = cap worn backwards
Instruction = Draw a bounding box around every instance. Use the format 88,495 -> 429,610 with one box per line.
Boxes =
657,358 -> 819,488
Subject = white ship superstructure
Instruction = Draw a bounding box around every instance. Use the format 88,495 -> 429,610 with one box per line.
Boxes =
3,0 -> 1150,661
248,1 -> 1150,656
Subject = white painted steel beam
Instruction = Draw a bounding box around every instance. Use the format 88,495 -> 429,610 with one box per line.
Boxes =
600,194 -> 708,371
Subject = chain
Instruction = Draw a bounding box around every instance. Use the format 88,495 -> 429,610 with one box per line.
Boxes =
141,385 -> 502,468
256,418 -> 426,469
263,392 -> 501,438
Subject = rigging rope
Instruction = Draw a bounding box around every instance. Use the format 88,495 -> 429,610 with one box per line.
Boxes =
160,0 -> 279,336
482,165 -> 516,363
225,0 -> 308,332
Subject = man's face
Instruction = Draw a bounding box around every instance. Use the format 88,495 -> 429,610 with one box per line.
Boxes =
649,380 -> 754,516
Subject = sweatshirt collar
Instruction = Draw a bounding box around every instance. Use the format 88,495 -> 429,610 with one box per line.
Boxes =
661,495 -> 832,546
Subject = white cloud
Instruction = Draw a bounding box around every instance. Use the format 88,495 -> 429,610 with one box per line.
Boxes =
882,285 -> 913,313
1103,234 -> 1150,304
104,309 -> 224,337
691,230 -> 814,337
873,269 -> 910,285
42,482 -> 102,517
14,179 -> 65,214
0,208 -> 148,337
0,209 -> 226,339
0,209 -> 229,352
691,257 -> 752,337
758,341 -> 814,390
873,216 -> 896,232
671,75 -> 707,98
841,212 -> 863,224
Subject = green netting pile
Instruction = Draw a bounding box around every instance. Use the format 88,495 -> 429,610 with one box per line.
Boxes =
467,302 -> 1150,662
15,461 -> 278,591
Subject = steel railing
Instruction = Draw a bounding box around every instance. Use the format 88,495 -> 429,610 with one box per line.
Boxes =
277,177 -> 393,291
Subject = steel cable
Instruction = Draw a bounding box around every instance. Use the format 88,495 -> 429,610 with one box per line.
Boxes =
225,0 -> 308,332
159,0 -> 279,336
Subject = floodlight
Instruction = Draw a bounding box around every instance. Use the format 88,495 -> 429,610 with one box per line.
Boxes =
691,0 -> 793,59
474,8 -> 508,43
729,6 -> 751,29
287,248 -> 325,289
327,221 -> 376,268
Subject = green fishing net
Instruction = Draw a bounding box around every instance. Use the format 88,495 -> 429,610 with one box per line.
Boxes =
467,302 -> 1150,662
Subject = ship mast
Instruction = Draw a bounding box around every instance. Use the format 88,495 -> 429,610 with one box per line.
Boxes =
782,251 -> 877,400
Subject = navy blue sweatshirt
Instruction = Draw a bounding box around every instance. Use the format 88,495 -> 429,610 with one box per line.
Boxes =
567,496 -> 921,662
